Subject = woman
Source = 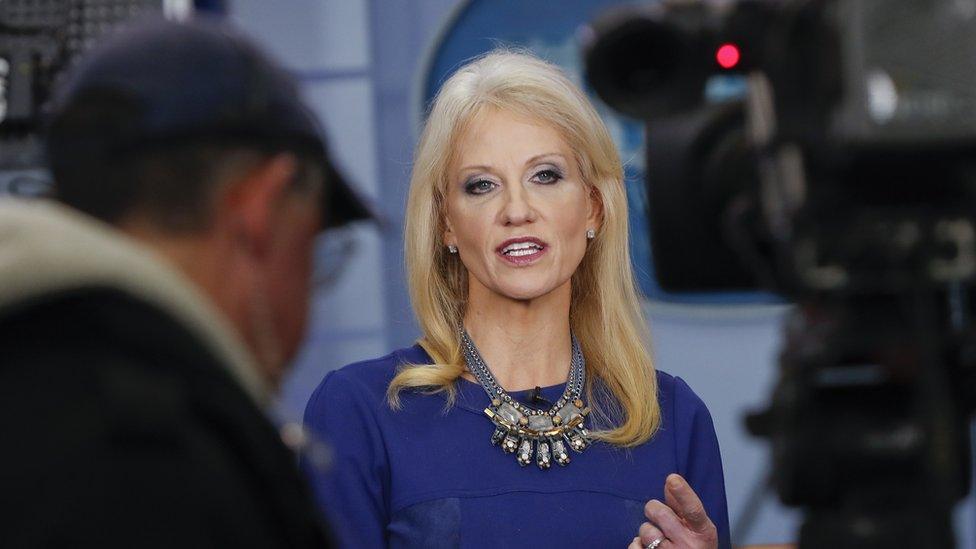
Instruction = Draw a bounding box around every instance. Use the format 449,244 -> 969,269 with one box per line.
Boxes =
303,50 -> 730,549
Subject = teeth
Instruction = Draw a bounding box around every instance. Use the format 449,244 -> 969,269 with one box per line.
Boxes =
502,241 -> 543,255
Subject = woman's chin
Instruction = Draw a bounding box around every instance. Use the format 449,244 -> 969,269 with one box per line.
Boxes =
491,280 -> 562,302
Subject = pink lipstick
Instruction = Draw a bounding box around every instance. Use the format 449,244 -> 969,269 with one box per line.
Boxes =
496,236 -> 548,266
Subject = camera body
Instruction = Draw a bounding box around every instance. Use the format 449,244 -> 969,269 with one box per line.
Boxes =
586,0 -> 976,297
585,1 -> 976,547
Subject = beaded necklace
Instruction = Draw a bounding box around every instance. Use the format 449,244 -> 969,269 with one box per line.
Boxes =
460,330 -> 593,469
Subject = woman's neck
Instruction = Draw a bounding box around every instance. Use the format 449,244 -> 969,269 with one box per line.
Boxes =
463,281 -> 572,391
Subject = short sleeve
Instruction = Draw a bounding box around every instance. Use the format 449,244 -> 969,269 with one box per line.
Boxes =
302,370 -> 389,548
673,376 -> 731,549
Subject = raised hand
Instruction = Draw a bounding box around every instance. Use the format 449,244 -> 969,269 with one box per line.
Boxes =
627,473 -> 718,549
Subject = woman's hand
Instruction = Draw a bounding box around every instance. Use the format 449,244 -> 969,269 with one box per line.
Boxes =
627,473 -> 718,549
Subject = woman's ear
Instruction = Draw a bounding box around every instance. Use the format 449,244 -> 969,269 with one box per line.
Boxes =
442,214 -> 457,248
587,183 -> 605,232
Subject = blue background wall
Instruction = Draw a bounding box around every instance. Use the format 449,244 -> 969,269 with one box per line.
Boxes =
228,1 -> 975,546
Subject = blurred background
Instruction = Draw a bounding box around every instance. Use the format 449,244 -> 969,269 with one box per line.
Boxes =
2,0 -> 974,546
226,1 -> 976,546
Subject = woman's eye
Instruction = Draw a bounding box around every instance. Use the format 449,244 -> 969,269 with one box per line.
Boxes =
465,179 -> 496,195
533,169 -> 562,185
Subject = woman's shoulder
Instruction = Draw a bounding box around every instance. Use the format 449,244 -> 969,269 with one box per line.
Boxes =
334,344 -> 430,384
653,368 -> 713,423
657,370 -> 705,408
650,369 -> 720,472
330,344 -> 430,389
305,344 -> 432,412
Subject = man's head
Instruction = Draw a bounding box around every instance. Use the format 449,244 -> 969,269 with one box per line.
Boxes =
44,18 -> 370,386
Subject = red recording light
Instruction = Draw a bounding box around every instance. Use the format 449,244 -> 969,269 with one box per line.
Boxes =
716,43 -> 741,69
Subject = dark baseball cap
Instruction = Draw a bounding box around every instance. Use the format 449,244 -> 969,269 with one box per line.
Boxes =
44,17 -> 373,229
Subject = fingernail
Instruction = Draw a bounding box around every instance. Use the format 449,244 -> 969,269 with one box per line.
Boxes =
667,475 -> 683,489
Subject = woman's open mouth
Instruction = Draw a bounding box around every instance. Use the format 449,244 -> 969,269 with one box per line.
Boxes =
496,237 -> 547,266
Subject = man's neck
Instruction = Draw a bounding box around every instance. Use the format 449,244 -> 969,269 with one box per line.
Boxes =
119,219 -> 253,362
124,222 -> 221,299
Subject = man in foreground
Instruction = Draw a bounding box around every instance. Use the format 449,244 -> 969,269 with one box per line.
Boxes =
0,18 -> 369,547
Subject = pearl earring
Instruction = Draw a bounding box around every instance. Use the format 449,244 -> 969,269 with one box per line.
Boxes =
586,229 -> 596,240
448,244 -> 458,254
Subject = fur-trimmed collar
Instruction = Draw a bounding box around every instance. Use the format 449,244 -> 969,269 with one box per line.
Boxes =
0,199 -> 271,406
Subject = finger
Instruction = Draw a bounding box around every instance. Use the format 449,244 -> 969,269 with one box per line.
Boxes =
627,536 -> 643,549
643,499 -> 688,542
664,473 -> 713,534
638,521 -> 666,546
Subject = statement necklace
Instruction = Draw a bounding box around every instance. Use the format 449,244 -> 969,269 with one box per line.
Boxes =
460,330 -> 592,470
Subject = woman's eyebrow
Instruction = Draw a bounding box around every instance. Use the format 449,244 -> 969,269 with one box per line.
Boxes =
525,152 -> 566,165
458,153 -> 566,173
458,164 -> 494,173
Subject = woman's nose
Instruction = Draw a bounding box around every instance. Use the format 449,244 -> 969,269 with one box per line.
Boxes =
500,183 -> 537,226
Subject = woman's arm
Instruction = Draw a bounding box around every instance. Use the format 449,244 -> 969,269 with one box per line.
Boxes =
673,376 -> 731,547
629,375 -> 731,549
302,370 -> 390,547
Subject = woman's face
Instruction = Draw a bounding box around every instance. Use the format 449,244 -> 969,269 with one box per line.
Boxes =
443,108 -> 600,302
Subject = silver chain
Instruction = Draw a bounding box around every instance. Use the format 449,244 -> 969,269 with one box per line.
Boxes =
460,329 -> 585,414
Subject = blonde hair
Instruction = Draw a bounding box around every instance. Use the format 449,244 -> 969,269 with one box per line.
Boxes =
390,49 -> 659,447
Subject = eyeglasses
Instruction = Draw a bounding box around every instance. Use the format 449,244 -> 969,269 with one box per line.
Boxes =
311,226 -> 358,293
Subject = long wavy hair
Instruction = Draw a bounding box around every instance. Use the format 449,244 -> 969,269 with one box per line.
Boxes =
389,49 -> 659,446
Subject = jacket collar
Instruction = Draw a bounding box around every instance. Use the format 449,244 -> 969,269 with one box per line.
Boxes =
0,199 -> 272,407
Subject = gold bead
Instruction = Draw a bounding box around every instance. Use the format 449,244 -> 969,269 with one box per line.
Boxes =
519,417 -> 529,426
574,399 -> 584,408
492,398 -> 501,407
552,415 -> 562,425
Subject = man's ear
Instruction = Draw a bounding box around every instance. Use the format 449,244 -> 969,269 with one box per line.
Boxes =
219,153 -> 297,257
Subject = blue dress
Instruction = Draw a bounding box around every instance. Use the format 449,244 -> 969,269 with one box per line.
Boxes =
302,345 -> 731,548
